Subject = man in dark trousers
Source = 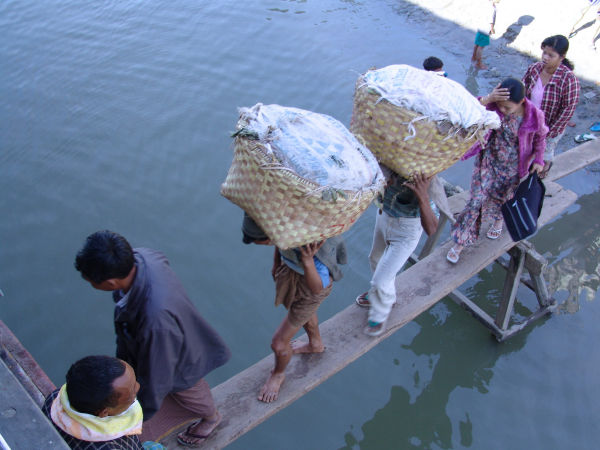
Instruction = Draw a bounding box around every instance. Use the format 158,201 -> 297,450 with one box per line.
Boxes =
75,230 -> 231,447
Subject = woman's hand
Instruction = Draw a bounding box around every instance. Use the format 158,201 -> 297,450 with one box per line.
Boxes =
481,83 -> 510,105
530,162 -> 544,174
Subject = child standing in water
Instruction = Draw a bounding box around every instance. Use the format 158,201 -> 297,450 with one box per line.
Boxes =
447,78 -> 547,263
472,0 -> 499,70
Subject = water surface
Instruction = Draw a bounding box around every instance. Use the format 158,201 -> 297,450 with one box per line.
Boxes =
1,1 -> 598,449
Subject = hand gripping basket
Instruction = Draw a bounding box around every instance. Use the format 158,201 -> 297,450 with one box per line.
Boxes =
350,65 -> 500,178
221,104 -> 384,249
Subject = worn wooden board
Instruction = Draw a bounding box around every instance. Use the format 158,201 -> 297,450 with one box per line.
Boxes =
161,180 -> 577,449
546,138 -> 600,182
0,358 -> 68,449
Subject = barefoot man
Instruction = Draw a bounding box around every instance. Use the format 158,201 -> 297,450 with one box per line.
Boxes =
241,213 -> 346,402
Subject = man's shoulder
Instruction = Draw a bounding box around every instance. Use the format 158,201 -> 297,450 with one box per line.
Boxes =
42,389 -> 59,418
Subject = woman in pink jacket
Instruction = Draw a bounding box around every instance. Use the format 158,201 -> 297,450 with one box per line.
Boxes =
447,78 -> 548,263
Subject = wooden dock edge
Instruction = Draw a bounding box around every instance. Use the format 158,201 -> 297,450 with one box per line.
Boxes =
0,319 -> 56,407
162,179 -> 579,449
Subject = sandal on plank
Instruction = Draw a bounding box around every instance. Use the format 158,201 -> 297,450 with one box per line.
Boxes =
486,224 -> 503,240
574,133 -> 597,143
177,429 -> 210,448
355,292 -> 370,308
446,247 -> 460,264
177,414 -> 221,448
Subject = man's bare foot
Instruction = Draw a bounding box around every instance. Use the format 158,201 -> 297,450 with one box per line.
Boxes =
177,411 -> 221,447
258,371 -> 285,403
292,340 -> 325,354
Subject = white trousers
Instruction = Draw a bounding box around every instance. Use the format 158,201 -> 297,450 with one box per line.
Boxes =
367,211 -> 423,324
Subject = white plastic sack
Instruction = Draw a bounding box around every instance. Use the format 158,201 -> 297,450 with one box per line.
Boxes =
236,103 -> 383,191
362,64 -> 500,130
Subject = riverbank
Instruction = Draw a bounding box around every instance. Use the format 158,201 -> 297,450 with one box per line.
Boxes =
401,0 -> 600,156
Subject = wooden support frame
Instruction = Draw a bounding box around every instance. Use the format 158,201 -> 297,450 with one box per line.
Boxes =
449,241 -> 557,342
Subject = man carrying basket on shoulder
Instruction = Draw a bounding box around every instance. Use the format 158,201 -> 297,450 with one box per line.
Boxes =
241,213 -> 347,403
356,168 -> 449,336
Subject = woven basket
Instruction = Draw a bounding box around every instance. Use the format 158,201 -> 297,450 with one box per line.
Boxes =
221,137 -> 381,249
350,78 -> 483,178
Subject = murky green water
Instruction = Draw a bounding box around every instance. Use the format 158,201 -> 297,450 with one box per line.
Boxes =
1,1 -> 598,448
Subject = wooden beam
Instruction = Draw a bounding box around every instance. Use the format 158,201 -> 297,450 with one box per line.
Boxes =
160,180 -> 577,449
495,247 -> 526,330
546,139 -> 600,182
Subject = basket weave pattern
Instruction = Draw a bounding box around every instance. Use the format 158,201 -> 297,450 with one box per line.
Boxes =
221,138 -> 380,249
350,81 -> 479,178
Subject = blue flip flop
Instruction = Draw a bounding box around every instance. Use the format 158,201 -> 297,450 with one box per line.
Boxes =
590,122 -> 600,132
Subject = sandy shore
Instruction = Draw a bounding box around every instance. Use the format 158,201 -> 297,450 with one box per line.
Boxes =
400,0 -> 600,155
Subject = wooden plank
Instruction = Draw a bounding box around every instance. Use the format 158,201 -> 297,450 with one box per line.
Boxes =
546,139 -> 600,182
447,290 -> 505,338
161,180 -> 577,449
0,319 -> 56,407
0,359 -> 69,449
446,140 -> 600,216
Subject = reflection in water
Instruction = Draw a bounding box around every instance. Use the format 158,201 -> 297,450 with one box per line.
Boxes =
340,191 -> 599,449
543,193 -> 600,314
340,300 -> 528,449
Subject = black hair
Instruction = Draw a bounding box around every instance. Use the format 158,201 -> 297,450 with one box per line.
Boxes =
66,355 -> 126,415
242,232 -> 259,244
541,35 -> 574,70
423,56 -> 444,71
241,213 -> 269,244
499,78 -> 526,103
74,230 -> 134,284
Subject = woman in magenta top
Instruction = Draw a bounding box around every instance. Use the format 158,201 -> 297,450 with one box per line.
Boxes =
522,35 -> 580,171
447,78 -> 547,264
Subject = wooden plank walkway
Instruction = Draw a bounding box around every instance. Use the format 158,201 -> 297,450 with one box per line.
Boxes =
162,138 -> 599,449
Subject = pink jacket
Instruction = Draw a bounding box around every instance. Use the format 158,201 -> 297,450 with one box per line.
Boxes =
462,97 -> 548,178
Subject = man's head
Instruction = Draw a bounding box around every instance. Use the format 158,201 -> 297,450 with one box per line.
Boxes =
423,56 -> 444,72
66,355 -> 140,417
241,213 -> 271,245
74,230 -> 135,290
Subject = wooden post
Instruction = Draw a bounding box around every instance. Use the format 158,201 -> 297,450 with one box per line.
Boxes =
495,246 -> 526,331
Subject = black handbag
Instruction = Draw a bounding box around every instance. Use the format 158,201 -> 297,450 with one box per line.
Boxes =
501,172 -> 546,242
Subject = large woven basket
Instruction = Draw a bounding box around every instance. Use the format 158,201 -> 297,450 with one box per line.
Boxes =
350,78 -> 484,178
221,137 -> 381,250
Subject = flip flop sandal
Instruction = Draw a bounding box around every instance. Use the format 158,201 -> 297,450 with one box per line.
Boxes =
590,122 -> 600,132
355,292 -> 370,307
574,133 -> 597,143
177,428 -> 211,448
446,247 -> 460,264
486,225 -> 503,240
177,418 -> 220,448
